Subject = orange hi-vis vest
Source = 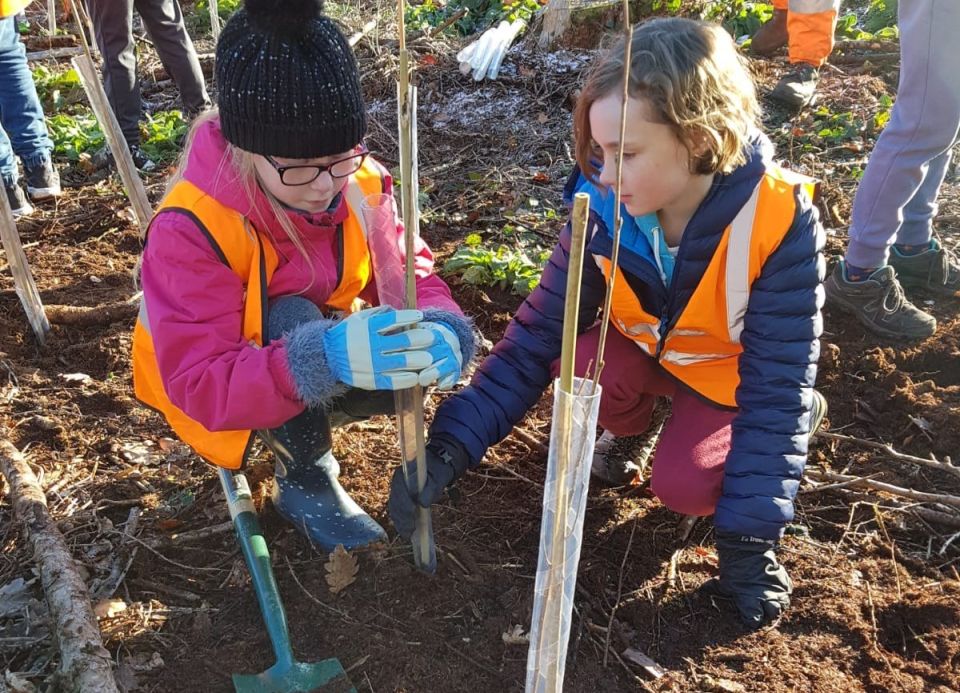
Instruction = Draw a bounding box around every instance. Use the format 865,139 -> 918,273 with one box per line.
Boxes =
132,158 -> 387,469
595,166 -> 816,408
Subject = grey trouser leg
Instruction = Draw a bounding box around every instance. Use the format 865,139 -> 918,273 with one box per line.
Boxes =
845,0 -> 960,269
134,0 -> 210,114
85,0 -> 141,146
85,0 -> 210,146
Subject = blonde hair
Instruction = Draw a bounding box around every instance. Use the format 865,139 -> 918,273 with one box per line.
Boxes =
165,109 -> 317,292
574,17 -> 759,180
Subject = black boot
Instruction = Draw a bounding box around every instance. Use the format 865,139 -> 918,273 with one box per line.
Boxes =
260,407 -> 386,552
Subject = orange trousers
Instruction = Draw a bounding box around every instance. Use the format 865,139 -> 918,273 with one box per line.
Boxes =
773,0 -> 841,66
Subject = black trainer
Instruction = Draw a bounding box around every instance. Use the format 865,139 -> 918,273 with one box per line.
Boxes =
24,159 -> 61,200
3,179 -> 33,217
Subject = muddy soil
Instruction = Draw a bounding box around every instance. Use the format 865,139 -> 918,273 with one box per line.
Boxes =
2,3 -> 959,692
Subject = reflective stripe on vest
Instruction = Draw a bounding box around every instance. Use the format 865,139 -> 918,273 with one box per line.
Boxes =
788,0 -> 840,14
593,166 -> 815,407
132,159 -> 386,469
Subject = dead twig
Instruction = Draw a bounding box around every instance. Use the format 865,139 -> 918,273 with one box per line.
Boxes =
815,431 -> 960,480
806,469 -> 960,510
603,516 -> 637,667
146,520 -> 233,548
510,426 -> 549,455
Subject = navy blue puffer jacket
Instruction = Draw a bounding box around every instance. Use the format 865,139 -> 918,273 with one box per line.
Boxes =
431,135 -> 825,540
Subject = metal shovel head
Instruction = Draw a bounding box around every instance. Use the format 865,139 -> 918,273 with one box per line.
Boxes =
231,657 -> 355,693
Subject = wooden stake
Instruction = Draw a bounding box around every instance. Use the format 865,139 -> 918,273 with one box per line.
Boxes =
47,0 -> 57,35
72,55 -> 152,237
208,0 -> 221,40
69,0 -> 99,60
0,176 -> 50,345
396,0 -> 435,574
0,437 -> 119,692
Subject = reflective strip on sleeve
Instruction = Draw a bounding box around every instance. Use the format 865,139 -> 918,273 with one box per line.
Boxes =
724,183 -> 761,344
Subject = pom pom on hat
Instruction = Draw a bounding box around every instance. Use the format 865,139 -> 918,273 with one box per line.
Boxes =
244,0 -> 324,38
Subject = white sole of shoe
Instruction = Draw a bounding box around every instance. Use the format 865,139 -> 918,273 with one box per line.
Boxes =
27,186 -> 61,200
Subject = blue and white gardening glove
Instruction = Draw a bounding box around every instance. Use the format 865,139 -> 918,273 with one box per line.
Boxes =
417,321 -> 464,390
321,306 -> 437,390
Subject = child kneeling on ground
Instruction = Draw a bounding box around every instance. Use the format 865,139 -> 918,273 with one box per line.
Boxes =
389,17 -> 826,630
132,0 -> 475,552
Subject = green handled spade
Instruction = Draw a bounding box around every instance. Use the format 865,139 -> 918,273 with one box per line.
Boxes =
218,468 -> 356,693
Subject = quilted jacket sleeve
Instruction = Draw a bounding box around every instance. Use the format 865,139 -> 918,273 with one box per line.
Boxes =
714,191 -> 826,540
429,218 -> 608,465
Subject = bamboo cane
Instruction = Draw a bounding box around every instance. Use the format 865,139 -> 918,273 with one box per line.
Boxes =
0,176 -> 50,345
590,1 -> 632,391
72,55 -> 152,237
396,0 -> 436,574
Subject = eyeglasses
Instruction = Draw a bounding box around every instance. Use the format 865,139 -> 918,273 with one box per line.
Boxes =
265,145 -> 369,186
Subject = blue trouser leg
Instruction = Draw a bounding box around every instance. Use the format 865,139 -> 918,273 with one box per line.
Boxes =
0,17 -> 54,181
845,0 -> 960,269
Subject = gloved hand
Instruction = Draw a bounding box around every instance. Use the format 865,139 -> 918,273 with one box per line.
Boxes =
417,320 -> 464,390
321,306 -> 437,390
701,531 -> 792,630
388,435 -> 471,539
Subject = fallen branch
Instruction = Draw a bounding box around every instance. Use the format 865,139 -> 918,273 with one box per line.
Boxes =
45,295 -> 141,326
0,437 -> 118,692
830,52 -> 899,65
27,46 -> 84,61
815,430 -> 960,480
815,486 -> 960,530
806,468 -> 960,510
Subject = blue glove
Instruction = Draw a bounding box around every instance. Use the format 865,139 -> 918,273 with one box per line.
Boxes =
701,531 -> 792,630
417,321 -> 464,390
387,435 -> 471,539
322,306 -> 438,390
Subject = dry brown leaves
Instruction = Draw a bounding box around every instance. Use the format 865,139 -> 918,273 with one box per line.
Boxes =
324,544 -> 358,595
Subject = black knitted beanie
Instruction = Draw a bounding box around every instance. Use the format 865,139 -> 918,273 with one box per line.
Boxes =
215,0 -> 367,158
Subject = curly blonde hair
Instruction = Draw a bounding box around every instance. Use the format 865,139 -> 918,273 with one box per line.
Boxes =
574,17 -> 759,180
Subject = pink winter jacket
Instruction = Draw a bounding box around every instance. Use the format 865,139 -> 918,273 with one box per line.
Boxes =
139,118 -> 461,432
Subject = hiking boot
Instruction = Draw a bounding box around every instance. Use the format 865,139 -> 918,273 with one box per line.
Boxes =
24,159 -> 61,200
824,261 -> 936,340
3,179 -> 33,217
889,238 -> 960,297
750,8 -> 788,56
770,64 -> 820,110
261,408 -> 386,552
591,402 -> 668,486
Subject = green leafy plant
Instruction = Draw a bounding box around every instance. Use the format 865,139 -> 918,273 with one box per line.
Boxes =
703,1 -> 774,39
405,0 -> 540,36
189,0 -> 243,32
811,107 -> 863,144
139,111 -> 189,164
31,65 -> 84,112
442,231 -> 550,296
46,111 -> 105,161
836,0 -> 898,40
652,0 -> 682,14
